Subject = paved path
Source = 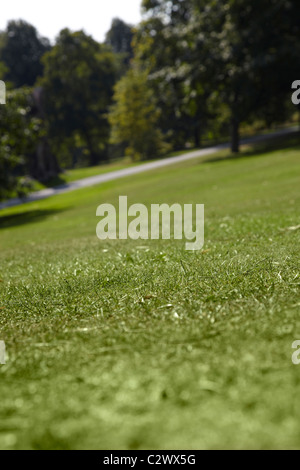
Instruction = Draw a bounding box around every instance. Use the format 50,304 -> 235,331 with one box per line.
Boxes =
0,127 -> 297,211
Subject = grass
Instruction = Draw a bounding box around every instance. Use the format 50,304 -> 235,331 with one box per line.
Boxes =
19,123 -> 299,195
0,136 -> 299,450
28,159 -> 141,192
30,147 -> 208,193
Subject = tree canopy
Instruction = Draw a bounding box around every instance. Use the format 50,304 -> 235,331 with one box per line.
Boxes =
105,18 -> 134,67
109,67 -> 169,160
0,3 -> 299,201
138,0 -> 300,151
0,20 -> 50,88
0,87 -> 42,199
40,29 -> 119,166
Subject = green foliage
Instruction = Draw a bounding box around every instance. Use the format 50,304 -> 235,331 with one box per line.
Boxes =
0,87 -> 42,200
105,18 -> 134,68
138,0 -> 300,151
1,1 -> 299,196
0,59 -> 8,82
136,2 -> 216,148
0,20 -> 50,88
192,0 -> 300,150
40,29 -> 119,167
109,68 -> 170,160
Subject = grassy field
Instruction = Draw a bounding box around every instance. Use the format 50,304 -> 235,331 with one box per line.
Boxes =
22,124 -> 300,194
0,136 -> 299,450
30,147 -> 206,192
30,159 -> 140,192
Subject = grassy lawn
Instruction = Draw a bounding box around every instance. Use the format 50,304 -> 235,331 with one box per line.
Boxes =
0,137 -> 299,450
25,125 -> 299,194
29,151 -> 197,193
31,159 -> 141,192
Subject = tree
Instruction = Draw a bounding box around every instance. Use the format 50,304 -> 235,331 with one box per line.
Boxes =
105,18 -> 134,67
0,20 -> 50,88
0,88 -> 43,200
136,1 -> 212,149
200,0 -> 300,151
109,68 -> 169,160
139,0 -> 300,152
40,29 -> 119,166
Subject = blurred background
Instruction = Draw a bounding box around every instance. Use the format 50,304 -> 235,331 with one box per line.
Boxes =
0,0 -> 299,202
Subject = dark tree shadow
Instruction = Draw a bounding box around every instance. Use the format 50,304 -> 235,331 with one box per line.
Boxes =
0,208 -> 66,229
202,132 -> 300,164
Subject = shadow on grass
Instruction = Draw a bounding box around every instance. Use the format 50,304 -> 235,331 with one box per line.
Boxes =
202,132 -> 300,164
0,208 -> 65,230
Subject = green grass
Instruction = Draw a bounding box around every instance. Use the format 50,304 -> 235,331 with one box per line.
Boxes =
29,159 -> 141,192
27,151 -> 200,194
22,124 -> 300,195
0,137 -> 299,450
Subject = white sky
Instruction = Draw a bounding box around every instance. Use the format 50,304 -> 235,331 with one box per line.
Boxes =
0,0 -> 143,43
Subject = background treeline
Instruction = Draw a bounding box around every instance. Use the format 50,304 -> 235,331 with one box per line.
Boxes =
0,0 -> 299,200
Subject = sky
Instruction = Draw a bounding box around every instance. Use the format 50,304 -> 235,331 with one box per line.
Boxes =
1,0 -> 143,43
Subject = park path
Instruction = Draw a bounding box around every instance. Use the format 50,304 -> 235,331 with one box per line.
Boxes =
0,127 -> 296,211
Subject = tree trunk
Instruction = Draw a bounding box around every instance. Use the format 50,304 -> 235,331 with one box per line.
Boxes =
84,130 -> 99,166
194,122 -> 202,148
89,151 -> 100,167
231,116 -> 240,153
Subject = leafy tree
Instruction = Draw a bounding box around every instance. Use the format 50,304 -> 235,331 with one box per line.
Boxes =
136,1 -> 212,149
109,68 -> 170,160
139,0 -> 300,152
0,87 -> 42,200
0,33 -> 8,82
197,0 -> 300,151
40,29 -> 119,166
0,20 -> 50,88
105,18 -> 134,67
